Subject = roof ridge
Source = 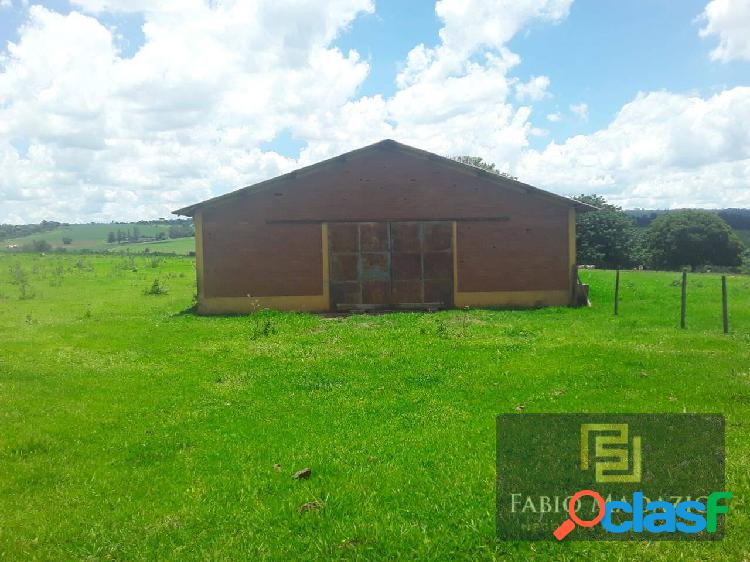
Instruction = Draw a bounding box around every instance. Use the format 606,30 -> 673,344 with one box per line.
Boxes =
173,139 -> 595,216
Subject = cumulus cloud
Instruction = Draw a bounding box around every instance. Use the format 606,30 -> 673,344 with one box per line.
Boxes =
699,0 -> 750,62
518,88 -> 750,208
569,102 -> 588,121
2,0 -> 750,222
382,0 -> 572,169
515,75 -> 551,102
0,0 -> 576,222
0,1 -> 373,222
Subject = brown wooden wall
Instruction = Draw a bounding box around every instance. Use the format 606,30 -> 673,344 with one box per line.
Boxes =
200,145 -> 572,300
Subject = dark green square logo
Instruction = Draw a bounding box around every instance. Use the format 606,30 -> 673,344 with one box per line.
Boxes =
496,414 -> 727,541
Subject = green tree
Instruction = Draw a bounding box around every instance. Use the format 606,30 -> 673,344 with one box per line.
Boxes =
107,231 -> 116,244
168,223 -> 195,239
450,155 -> 518,180
573,194 -> 639,268
62,236 -> 72,245
28,239 -> 52,252
644,209 -> 744,270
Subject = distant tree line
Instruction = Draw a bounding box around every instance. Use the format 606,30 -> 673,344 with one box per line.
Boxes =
0,220 -> 65,241
106,221 -> 194,244
452,155 -> 750,272
627,208 -> 750,230
576,195 -> 747,271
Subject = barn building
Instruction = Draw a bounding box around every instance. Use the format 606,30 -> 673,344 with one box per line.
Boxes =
174,140 -> 590,314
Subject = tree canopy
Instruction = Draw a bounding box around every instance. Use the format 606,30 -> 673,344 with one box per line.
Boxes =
450,156 -> 518,180
644,209 -> 744,270
573,194 -> 640,268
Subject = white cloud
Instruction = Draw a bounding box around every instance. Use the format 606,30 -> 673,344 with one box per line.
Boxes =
0,1 -> 374,222
0,0 -> 12,10
515,75 -> 551,102
569,102 -> 588,121
0,0 -> 575,222
3,0 -> 749,222
699,0 -> 750,62
518,88 -> 750,208
382,0 -> 572,167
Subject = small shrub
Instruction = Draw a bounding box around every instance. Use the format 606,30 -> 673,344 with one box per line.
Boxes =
149,257 -> 163,268
249,315 -> 275,340
25,239 -> 52,253
9,263 -> 35,300
144,278 -> 168,295
49,264 -> 65,287
118,255 -> 138,272
62,237 -> 72,245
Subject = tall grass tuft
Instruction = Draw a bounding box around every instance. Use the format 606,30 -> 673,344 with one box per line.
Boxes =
144,278 -> 168,296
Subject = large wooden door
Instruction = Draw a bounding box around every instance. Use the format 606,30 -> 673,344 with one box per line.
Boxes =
329,221 -> 453,310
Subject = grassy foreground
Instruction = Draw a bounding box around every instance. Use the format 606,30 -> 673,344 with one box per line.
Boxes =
0,253 -> 749,561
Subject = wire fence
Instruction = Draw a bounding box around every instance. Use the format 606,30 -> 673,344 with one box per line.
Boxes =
580,268 -> 749,335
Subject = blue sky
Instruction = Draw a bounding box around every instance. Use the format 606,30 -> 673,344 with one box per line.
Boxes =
261,0 -> 750,155
0,0 -> 749,222
334,0 -> 750,149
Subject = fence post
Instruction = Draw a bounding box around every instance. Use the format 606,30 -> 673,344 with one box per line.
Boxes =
680,269 -> 687,329
722,275 -> 729,334
614,268 -> 620,316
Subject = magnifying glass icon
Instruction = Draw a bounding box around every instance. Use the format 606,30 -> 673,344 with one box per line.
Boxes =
553,489 -> 606,540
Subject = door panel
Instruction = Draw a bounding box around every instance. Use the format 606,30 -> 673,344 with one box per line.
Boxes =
331,253 -> 358,282
391,222 -> 421,252
329,221 -> 453,310
423,222 -> 452,251
359,222 -> 388,252
391,252 -> 421,281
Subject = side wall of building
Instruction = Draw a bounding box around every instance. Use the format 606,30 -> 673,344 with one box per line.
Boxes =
195,146 -> 576,313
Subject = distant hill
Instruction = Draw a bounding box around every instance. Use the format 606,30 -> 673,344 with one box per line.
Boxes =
1,220 -> 195,255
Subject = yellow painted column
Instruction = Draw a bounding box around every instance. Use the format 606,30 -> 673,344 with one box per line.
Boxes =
321,222 -> 330,311
194,210 -> 205,300
568,207 -> 577,303
452,221 -> 458,307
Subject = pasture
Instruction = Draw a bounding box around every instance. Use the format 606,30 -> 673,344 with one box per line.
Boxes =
0,253 -> 748,561
2,223 -> 195,254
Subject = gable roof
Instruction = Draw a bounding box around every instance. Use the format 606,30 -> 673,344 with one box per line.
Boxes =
173,139 -> 595,216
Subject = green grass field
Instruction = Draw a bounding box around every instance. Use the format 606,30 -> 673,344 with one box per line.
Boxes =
2,223 -> 194,254
1,254 -> 748,561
